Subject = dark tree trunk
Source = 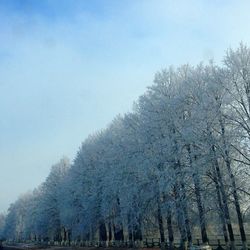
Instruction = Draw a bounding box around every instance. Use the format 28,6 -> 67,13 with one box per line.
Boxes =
108,222 -> 112,242
133,217 -> 142,241
187,145 -> 208,244
174,184 -> 187,250
99,220 -> 107,242
127,212 -> 133,247
219,119 -> 247,250
156,188 -> 165,244
90,225 -> 95,242
180,180 -> 192,247
193,174 -> 208,244
172,130 -> 189,250
213,169 -> 229,248
131,196 -> 142,242
113,224 -> 124,241
167,206 -> 174,250
113,197 -> 124,241
212,145 -> 235,250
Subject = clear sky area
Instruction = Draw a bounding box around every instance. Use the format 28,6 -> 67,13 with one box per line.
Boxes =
1,0 -> 250,213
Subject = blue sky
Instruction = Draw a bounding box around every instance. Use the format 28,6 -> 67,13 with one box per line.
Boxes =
1,0 -> 250,213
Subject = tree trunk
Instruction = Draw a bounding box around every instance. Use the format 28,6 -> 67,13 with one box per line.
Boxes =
115,197 -> 124,241
108,222 -> 112,242
133,215 -> 142,241
156,188 -> 165,244
113,223 -> 124,241
99,220 -> 107,243
220,119 -> 247,250
174,184 -> 188,250
131,195 -> 142,242
172,131 -> 189,250
187,145 -> 208,244
213,169 -> 229,249
167,206 -> 174,250
193,173 -> 209,244
212,145 -> 235,250
127,212 -> 133,246
180,180 -> 192,247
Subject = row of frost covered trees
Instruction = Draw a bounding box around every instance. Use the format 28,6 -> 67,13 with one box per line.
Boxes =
1,44 -> 250,250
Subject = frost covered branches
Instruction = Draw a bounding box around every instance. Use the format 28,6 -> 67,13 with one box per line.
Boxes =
2,44 -> 250,250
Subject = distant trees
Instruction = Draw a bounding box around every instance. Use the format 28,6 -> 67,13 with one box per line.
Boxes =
2,44 -> 250,250
2,158 -> 70,242
0,213 -> 5,240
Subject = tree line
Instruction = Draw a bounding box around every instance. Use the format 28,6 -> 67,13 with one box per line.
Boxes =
1,44 -> 250,250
